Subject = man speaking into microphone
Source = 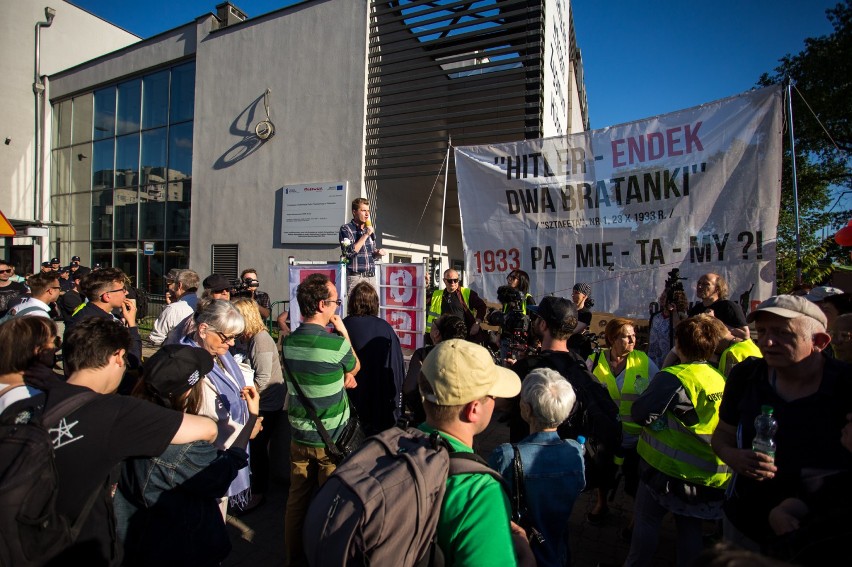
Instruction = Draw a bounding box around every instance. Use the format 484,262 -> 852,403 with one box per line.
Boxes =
340,197 -> 386,293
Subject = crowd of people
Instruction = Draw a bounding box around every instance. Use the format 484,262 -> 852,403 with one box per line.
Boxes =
2,201 -> 852,566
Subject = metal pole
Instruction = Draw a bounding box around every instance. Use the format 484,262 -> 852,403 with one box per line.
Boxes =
33,7 -> 56,223
786,77 -> 803,284
438,136 -> 450,276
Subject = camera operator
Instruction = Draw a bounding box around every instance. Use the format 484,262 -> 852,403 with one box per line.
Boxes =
231,268 -> 271,319
487,285 -> 537,364
566,282 -> 600,358
647,269 -> 689,369
504,269 -> 536,312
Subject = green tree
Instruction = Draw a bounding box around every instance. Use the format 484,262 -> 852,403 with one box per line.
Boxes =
759,1 -> 852,292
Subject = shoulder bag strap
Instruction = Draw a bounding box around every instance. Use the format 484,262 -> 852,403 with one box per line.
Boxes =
448,451 -> 511,495
281,356 -> 339,456
511,444 -> 528,520
591,349 -> 603,372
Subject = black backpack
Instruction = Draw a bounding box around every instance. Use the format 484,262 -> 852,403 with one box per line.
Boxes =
0,388 -> 100,567
302,426 -> 505,567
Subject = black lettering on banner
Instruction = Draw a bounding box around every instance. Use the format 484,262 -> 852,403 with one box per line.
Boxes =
575,243 -> 613,268
738,231 -> 764,260
689,233 -> 729,263
637,239 -> 665,266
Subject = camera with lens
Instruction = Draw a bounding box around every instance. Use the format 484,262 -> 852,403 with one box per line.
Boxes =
664,268 -> 687,303
487,285 -> 535,362
230,277 -> 259,298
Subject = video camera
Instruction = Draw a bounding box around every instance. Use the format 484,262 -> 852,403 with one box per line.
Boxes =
230,277 -> 260,298
664,268 -> 687,304
487,285 -> 535,363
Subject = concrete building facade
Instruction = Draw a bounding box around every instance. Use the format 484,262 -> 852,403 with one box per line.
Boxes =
1,0 -> 139,274
33,0 -> 588,305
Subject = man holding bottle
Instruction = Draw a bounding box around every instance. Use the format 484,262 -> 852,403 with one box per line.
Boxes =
711,295 -> 852,552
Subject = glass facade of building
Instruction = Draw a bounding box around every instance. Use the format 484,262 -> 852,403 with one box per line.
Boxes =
50,61 -> 195,294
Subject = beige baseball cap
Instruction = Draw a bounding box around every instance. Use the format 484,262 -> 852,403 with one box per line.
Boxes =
420,339 -> 521,406
746,295 -> 827,328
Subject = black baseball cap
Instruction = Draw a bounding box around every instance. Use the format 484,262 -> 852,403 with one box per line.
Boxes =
50,257 -> 60,264
41,261 -> 51,268
203,273 -> 231,292
143,345 -> 213,398
71,255 -> 81,263
536,295 -> 578,334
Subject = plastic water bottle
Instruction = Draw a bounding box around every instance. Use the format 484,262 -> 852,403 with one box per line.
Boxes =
577,435 -> 586,456
752,405 -> 778,458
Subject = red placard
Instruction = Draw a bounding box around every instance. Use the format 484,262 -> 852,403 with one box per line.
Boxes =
383,265 -> 418,307
386,308 -> 418,350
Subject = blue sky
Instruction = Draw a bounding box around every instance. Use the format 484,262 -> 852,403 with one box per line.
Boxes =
69,0 -> 839,130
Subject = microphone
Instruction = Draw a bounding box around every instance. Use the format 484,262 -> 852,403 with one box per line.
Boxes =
365,218 -> 376,240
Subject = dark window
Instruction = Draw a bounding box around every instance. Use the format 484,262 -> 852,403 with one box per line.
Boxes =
142,71 -> 170,129
116,79 -> 141,135
93,87 -> 116,140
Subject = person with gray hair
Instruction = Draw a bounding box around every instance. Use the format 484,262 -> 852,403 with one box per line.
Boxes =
489,367 -> 586,567
711,295 -> 852,558
180,299 -> 260,514
148,268 -> 200,345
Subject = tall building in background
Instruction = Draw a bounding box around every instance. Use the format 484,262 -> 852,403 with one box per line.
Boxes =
30,0 -> 588,303
0,0 -> 139,274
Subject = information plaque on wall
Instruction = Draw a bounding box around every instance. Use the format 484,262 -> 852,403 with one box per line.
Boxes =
280,181 -> 348,244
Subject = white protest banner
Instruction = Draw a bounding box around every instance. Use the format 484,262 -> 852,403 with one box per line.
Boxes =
455,86 -> 783,318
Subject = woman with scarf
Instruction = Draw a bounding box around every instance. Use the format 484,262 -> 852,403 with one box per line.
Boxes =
180,299 -> 260,513
115,344 -> 260,566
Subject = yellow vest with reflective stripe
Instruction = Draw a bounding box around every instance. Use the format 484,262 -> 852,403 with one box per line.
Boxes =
425,287 -> 471,333
718,339 -> 762,377
590,349 -> 651,436
637,363 -> 731,488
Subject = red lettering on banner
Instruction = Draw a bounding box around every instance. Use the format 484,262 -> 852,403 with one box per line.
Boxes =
611,121 -> 704,167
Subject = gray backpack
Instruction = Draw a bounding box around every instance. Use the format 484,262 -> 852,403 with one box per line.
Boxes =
302,426 -> 504,567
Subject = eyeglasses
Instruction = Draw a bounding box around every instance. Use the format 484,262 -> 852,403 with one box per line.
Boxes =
696,282 -> 715,289
215,331 -> 238,343
50,286 -> 61,291
506,275 -> 518,282
0,269 -> 11,274
105,287 -> 128,294
444,278 -> 459,284
322,299 -> 342,307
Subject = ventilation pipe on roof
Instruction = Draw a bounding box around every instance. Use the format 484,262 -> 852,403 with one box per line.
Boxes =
215,2 -> 247,28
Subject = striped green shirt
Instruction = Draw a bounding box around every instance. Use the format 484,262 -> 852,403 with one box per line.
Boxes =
282,323 -> 357,446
